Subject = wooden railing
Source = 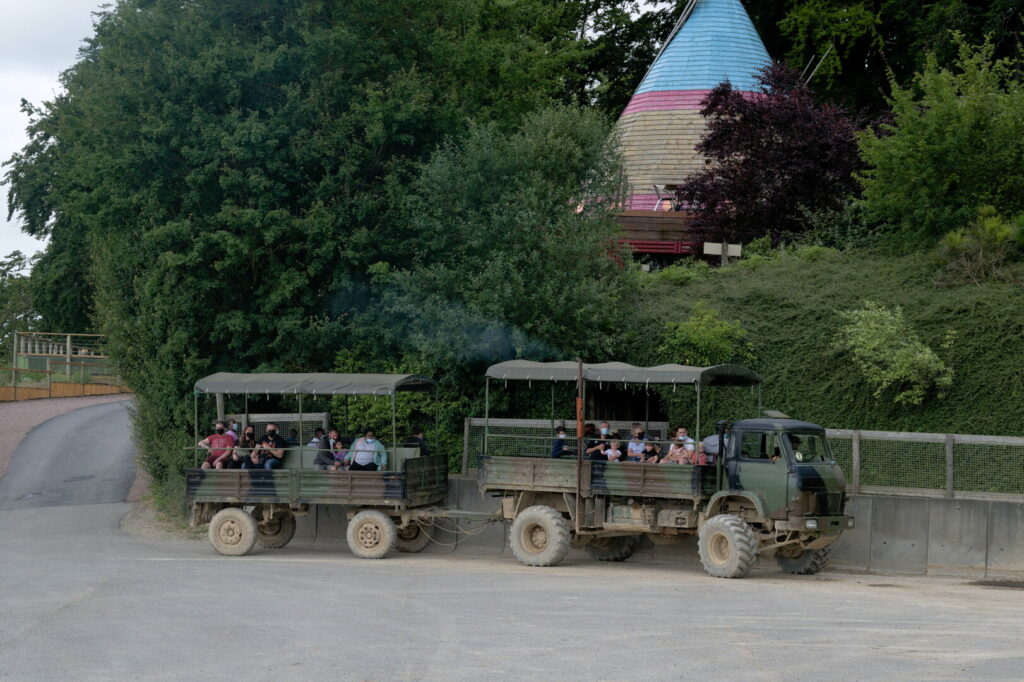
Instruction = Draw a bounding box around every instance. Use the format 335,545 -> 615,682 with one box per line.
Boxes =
0,366 -> 131,402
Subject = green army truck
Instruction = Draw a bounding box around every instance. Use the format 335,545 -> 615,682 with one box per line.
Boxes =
186,373 -> 452,559
477,361 -> 853,578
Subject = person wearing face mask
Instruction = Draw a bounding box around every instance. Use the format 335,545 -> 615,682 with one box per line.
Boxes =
233,425 -> 258,469
550,425 -> 574,458
345,428 -> 387,471
257,422 -> 287,470
198,421 -> 235,469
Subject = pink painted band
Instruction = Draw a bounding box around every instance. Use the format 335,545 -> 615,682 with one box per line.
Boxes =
621,89 -> 761,115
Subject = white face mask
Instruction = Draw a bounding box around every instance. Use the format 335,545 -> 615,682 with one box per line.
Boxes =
557,433 -> 566,439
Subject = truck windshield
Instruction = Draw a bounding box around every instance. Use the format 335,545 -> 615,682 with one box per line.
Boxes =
783,432 -> 831,463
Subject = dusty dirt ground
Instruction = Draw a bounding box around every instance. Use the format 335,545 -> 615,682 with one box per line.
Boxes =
0,394 -> 133,479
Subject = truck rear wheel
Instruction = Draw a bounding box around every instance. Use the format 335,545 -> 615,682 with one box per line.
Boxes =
208,507 -> 257,556
347,510 -> 397,559
395,523 -> 431,553
256,510 -> 296,549
776,546 -> 831,575
586,534 -> 641,561
509,505 -> 570,567
698,514 -> 757,578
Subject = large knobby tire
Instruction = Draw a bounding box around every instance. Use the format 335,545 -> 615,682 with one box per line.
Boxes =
256,511 -> 297,549
646,533 -> 683,546
395,522 -> 431,553
698,514 -> 758,578
208,507 -> 258,556
776,546 -> 832,575
347,510 -> 397,559
586,534 -> 641,561
509,505 -> 571,567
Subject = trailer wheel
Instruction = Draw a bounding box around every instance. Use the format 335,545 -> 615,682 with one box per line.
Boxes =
256,510 -> 296,549
586,534 -> 641,561
347,510 -> 397,559
776,546 -> 831,575
208,507 -> 257,556
698,514 -> 757,578
395,523 -> 431,553
509,506 -> 570,567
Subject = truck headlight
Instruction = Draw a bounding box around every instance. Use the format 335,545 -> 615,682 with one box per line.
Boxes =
805,519 -> 818,530
847,518 -> 855,528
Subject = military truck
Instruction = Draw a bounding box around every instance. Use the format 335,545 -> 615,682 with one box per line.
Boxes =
186,372 -> 455,559
477,361 -> 853,578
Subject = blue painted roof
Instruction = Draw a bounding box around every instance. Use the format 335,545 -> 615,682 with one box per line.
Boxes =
635,0 -> 770,95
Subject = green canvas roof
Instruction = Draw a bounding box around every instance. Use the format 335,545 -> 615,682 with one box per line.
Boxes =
485,361 -> 760,386
194,372 -> 436,396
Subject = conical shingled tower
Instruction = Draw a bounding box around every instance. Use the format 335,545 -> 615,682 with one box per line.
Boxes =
617,0 -> 771,212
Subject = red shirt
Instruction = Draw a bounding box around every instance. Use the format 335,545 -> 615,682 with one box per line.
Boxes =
206,433 -> 235,457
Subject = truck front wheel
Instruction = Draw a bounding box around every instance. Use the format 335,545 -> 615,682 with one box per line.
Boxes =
509,505 -> 570,567
586,535 -> 641,561
698,514 -> 757,578
776,546 -> 831,575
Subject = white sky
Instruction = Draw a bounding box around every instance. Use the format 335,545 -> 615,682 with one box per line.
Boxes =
0,1 -> 104,263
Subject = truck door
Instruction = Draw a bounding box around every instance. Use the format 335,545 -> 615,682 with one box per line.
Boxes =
733,430 -> 789,519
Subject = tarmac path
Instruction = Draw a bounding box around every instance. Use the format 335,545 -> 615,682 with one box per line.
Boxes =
1,401 -> 1023,680
0,398 -> 134,510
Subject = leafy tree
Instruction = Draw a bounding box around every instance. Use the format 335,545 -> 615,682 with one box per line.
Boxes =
0,251 -> 38,365
675,63 -> 862,244
833,301 -> 953,406
858,39 -> 1024,246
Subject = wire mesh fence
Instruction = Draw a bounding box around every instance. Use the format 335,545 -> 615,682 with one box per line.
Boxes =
465,419 -> 1024,501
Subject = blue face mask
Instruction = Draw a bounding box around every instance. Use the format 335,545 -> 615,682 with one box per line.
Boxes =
366,437 -> 375,444
600,427 -> 609,435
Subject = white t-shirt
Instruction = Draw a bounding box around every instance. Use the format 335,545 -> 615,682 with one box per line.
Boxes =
627,441 -> 645,455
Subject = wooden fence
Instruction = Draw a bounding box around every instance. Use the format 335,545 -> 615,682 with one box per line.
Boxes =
0,366 -> 131,402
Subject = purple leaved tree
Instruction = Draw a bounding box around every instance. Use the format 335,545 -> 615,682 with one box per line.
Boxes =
676,63 -> 862,245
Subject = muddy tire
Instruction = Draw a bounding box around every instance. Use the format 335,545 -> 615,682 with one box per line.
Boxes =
509,505 -> 570,567
208,507 -> 258,556
347,510 -> 397,559
586,534 -> 641,561
256,510 -> 296,549
776,546 -> 831,575
646,533 -> 683,546
698,514 -> 757,578
395,523 -> 431,553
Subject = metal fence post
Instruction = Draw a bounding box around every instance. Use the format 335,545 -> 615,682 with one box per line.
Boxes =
462,418 -> 471,475
851,430 -> 861,494
945,434 -> 955,498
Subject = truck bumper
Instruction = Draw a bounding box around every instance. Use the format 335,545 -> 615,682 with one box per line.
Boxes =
777,515 -> 854,532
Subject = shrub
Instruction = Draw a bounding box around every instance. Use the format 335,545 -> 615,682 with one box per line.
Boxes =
833,301 -> 953,406
657,302 -> 755,368
647,260 -> 711,286
934,206 -> 1024,285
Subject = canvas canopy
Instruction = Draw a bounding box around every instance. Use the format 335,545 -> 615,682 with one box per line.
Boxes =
194,372 -> 436,396
485,360 -> 760,387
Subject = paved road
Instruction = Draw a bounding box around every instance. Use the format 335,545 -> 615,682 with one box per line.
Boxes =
1,401 -> 1023,680
0,399 -> 134,510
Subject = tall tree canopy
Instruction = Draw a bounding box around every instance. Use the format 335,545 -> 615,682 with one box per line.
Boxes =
3,0 -> 634,487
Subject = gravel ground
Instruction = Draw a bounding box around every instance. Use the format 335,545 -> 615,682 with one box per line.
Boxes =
0,394 -> 133,480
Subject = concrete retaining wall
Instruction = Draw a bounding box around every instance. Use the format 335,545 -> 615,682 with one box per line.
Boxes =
296,478 -> 1024,576
830,494 -> 1024,578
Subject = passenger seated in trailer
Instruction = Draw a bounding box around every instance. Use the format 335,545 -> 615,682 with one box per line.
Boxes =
306,427 -> 326,447
229,425 -> 258,469
605,438 -> 623,462
332,440 -> 349,469
345,428 -> 387,471
404,426 -> 430,457
642,441 -> 660,463
701,433 -> 725,464
198,421 -> 235,469
550,425 -> 574,459
583,423 -> 606,461
253,422 -> 287,469
226,419 -> 239,443
284,428 -> 300,446
626,428 -> 646,461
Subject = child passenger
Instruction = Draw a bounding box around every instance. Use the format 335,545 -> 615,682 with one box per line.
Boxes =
605,439 -> 623,462
642,442 -> 660,463
627,430 -> 645,461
